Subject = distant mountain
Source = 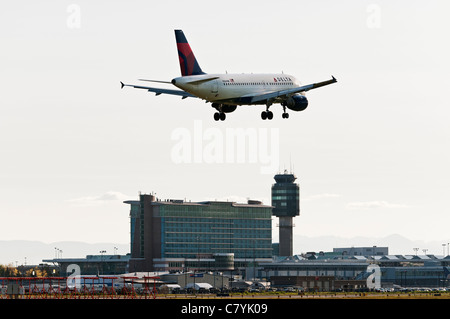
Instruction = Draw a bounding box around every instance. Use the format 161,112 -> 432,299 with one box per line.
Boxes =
0,240 -> 129,266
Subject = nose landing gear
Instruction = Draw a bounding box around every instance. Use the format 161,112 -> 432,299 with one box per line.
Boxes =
281,104 -> 289,119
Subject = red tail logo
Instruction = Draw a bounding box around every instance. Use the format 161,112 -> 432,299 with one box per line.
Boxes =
175,30 -> 205,76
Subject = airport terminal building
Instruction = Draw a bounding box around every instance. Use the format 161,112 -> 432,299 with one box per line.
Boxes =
41,174 -> 450,290
260,251 -> 450,290
124,194 -> 273,273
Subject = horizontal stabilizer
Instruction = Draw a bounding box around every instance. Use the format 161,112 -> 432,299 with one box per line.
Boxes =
138,79 -> 172,84
120,81 -> 197,99
185,76 -> 219,85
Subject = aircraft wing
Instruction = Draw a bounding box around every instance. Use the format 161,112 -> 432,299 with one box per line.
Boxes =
120,81 -> 197,99
243,76 -> 337,104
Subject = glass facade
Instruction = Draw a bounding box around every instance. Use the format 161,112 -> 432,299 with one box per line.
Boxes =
158,202 -> 272,259
124,200 -> 141,257
271,173 -> 299,217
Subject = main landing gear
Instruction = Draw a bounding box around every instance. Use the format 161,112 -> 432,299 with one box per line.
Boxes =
211,103 -> 226,121
261,102 -> 273,120
261,110 -> 289,119
261,100 -> 289,120
213,112 -> 226,121
261,110 -> 273,120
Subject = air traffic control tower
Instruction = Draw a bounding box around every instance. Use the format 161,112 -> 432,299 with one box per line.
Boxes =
271,171 -> 300,256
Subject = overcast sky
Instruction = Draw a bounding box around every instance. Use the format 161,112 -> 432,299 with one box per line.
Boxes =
1,1 -> 449,259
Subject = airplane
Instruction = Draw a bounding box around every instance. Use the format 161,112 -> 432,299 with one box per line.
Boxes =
120,30 -> 337,121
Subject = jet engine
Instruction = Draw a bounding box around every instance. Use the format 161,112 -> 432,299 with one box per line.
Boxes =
285,94 -> 308,111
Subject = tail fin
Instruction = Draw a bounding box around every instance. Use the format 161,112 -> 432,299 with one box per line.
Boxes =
175,30 -> 205,76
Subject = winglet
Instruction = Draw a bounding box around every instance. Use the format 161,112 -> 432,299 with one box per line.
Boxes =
120,81 -> 124,89
332,75 -> 337,82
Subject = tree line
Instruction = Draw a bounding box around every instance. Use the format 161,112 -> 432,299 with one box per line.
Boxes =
0,264 -> 54,277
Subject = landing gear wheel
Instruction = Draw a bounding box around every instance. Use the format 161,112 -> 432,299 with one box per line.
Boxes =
261,111 -> 273,120
220,112 -> 226,121
214,112 -> 220,121
282,112 -> 289,119
261,111 -> 267,120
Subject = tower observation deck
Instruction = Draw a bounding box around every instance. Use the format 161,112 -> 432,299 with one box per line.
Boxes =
271,171 -> 299,256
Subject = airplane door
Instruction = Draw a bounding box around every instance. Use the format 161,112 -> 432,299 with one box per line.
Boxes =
211,80 -> 218,93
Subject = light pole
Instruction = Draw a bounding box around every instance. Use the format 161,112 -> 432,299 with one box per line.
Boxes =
54,248 -> 63,259
413,248 -> 419,256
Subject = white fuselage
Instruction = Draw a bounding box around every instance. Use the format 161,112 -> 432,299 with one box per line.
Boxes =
172,73 -> 301,105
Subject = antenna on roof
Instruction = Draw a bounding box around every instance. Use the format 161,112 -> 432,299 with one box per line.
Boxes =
290,154 -> 292,173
